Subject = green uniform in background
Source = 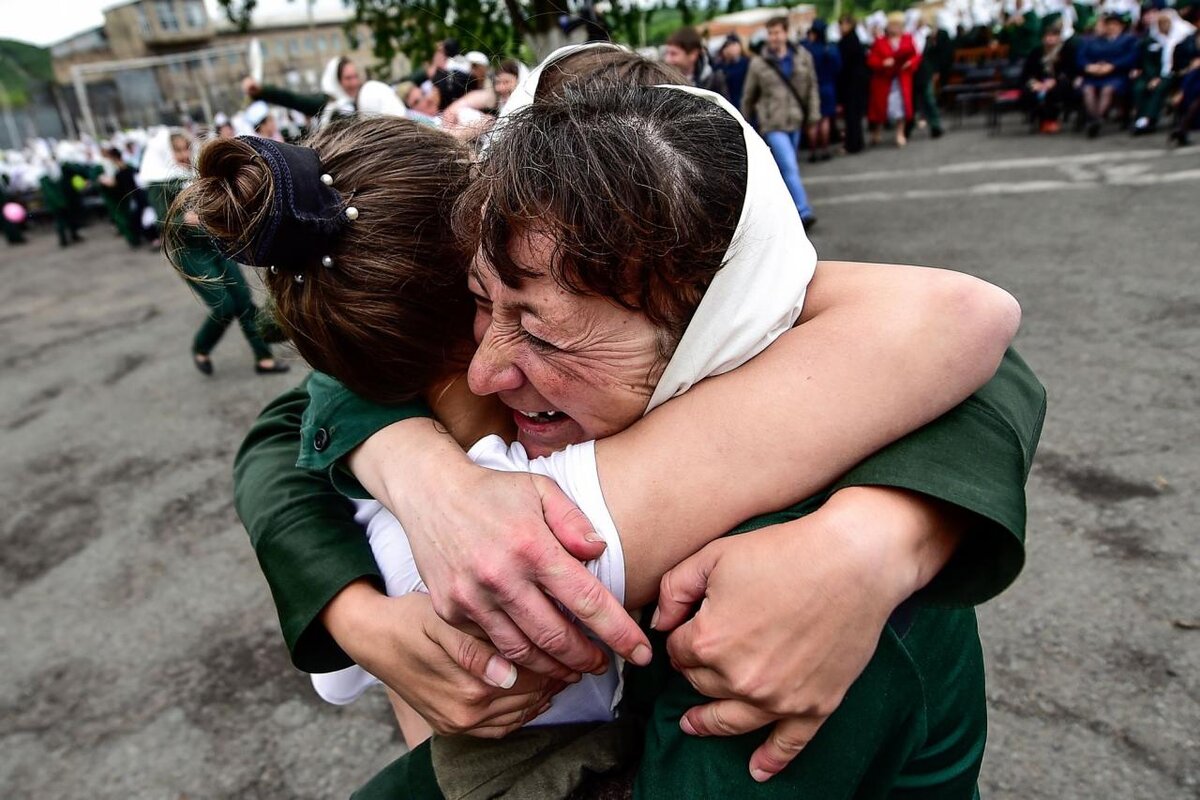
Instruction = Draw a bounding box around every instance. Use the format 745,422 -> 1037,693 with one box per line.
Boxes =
1132,38 -> 1174,129
1003,10 -> 1043,62
234,349 -> 1045,796
150,179 -> 273,363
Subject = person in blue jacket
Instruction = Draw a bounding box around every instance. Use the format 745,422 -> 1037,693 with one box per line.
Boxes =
714,35 -> 751,109
1077,12 -> 1141,136
802,19 -> 843,161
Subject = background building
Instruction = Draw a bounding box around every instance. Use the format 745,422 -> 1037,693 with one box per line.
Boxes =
45,0 -> 409,138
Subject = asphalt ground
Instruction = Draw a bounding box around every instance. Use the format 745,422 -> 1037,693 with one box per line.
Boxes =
2,123 -> 1197,799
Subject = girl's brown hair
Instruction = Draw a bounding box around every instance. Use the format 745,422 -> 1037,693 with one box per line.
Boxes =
171,116 -> 475,404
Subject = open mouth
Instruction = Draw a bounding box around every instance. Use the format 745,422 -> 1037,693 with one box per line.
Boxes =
515,410 -> 566,423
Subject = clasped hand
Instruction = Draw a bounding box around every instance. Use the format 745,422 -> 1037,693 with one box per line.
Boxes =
653,487 -> 956,782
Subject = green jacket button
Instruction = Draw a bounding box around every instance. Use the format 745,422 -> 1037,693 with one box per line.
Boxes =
313,428 -> 330,452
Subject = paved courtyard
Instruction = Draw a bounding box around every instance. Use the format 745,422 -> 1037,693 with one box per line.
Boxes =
1,126 -> 1197,798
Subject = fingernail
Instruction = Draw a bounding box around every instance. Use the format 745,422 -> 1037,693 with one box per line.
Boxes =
584,531 -> 606,544
631,643 -> 652,667
750,768 -> 773,783
484,656 -> 517,689
649,608 -> 660,629
680,716 -> 698,736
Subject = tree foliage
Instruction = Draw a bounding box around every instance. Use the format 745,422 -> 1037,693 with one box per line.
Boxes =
215,0 -> 668,74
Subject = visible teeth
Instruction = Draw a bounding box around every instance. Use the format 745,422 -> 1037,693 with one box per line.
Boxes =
519,410 -> 562,421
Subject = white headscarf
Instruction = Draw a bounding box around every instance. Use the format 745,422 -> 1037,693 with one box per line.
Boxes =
136,127 -> 192,184
355,80 -> 407,117
1151,10 -> 1196,77
497,44 -> 817,415
644,86 -> 816,412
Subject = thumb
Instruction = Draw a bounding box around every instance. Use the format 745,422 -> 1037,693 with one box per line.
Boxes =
430,615 -> 518,690
653,544 -> 719,633
533,475 -> 605,561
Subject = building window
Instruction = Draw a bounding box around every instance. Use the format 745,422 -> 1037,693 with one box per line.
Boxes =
135,6 -> 152,35
274,40 -> 286,57
227,51 -> 240,67
304,36 -> 315,53
156,0 -> 180,31
288,38 -> 300,56
317,36 -> 327,53
184,0 -> 206,28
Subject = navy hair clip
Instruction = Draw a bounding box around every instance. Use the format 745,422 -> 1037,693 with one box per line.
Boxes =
225,136 -> 357,273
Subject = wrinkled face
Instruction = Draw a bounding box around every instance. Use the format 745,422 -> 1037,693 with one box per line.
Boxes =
466,232 -> 667,456
664,44 -> 699,73
339,63 -> 363,98
767,23 -> 789,52
494,71 -> 519,98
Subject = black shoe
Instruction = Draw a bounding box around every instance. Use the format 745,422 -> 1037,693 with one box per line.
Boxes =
808,152 -> 819,164
193,354 -> 214,376
801,215 -> 818,230
1087,121 -> 1101,139
1168,130 -> 1190,146
820,151 -> 833,161
931,126 -> 944,139
255,361 -> 291,375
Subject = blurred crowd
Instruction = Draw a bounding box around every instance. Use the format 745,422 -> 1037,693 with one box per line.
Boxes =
3,0 -> 1198,246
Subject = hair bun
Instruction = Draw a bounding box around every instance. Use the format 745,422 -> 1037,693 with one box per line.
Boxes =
181,138 -> 276,264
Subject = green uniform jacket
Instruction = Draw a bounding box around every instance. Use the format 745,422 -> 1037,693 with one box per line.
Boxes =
336,350 -> 1046,799
233,349 -> 1045,675
256,84 -> 328,118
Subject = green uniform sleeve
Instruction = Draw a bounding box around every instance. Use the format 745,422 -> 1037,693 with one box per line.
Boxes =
255,84 -> 328,118
831,348 -> 1047,607
298,371 -> 433,497
233,377 -> 385,673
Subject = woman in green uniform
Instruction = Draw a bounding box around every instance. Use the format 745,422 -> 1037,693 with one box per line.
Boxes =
206,51 -> 1045,797
1132,9 -> 1196,134
141,129 -> 287,377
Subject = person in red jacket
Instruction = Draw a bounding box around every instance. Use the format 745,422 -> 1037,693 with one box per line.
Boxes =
867,12 -> 921,147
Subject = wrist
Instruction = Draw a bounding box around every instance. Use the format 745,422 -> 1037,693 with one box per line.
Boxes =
347,417 -> 470,514
320,578 -> 389,655
822,486 -> 964,602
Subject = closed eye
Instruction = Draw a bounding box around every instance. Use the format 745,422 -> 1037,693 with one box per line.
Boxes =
522,329 -> 560,353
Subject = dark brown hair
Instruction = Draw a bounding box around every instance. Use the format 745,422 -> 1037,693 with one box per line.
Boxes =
171,116 -> 474,404
460,82 -> 747,349
498,58 -> 522,78
766,15 -> 789,30
666,26 -> 705,53
535,46 -> 682,100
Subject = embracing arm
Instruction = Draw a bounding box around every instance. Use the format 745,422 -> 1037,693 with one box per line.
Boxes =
599,260 -> 1021,605
232,378 -> 388,673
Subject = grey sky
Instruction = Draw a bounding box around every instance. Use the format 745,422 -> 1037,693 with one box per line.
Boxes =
0,0 -> 347,47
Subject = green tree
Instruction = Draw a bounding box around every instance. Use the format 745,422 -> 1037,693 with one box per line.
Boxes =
216,0 -> 655,71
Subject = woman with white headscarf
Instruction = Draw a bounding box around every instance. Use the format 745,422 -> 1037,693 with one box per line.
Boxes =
212,44 -> 1044,799
1132,9 -> 1196,133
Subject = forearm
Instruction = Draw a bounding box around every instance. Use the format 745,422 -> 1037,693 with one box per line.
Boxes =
233,382 -> 382,672
598,261 -> 1020,604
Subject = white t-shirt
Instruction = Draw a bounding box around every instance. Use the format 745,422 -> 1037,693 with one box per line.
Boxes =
309,435 -> 627,727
